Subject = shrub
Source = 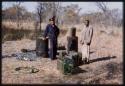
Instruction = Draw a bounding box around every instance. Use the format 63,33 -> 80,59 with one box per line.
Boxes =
2,25 -> 36,42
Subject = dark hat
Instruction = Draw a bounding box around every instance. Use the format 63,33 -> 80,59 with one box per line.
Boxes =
49,18 -> 55,21
49,16 -> 55,21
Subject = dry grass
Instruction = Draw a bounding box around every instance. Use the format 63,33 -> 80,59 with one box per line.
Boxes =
2,24 -> 37,43
2,21 -> 68,42
2,21 -> 35,30
2,21 -> 123,84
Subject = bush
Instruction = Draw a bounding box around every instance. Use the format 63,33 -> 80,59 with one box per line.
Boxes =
2,25 -> 36,42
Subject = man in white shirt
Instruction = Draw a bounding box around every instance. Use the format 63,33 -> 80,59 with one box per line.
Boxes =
80,20 -> 93,64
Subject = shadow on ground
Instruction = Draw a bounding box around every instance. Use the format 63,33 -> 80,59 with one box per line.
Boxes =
2,55 -> 13,58
89,56 -> 116,63
90,51 -> 95,54
72,67 -> 87,75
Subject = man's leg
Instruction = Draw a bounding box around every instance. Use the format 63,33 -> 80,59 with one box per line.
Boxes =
49,39 -> 54,60
86,45 -> 90,63
53,40 -> 57,59
81,44 -> 87,63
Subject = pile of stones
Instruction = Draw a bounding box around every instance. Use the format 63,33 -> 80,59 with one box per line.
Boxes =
12,49 -> 37,61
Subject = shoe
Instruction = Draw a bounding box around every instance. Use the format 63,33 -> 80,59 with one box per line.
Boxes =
54,57 -> 57,59
51,58 -> 54,60
51,57 -> 56,60
82,58 -> 86,64
86,58 -> 90,64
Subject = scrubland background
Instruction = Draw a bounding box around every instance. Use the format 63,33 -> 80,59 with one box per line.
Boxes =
2,2 -> 123,84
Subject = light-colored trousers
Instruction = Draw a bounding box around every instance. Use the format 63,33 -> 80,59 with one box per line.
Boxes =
81,44 -> 90,60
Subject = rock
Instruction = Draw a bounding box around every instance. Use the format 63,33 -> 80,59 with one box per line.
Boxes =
15,52 -> 37,61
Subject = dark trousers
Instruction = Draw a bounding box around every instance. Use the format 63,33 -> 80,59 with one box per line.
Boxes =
49,39 -> 57,59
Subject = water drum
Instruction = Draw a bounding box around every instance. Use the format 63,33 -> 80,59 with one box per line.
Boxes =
36,37 -> 48,57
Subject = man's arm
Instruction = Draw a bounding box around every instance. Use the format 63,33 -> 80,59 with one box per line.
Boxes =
43,25 -> 49,39
88,27 -> 93,44
90,27 -> 93,41
56,26 -> 60,37
80,30 -> 84,45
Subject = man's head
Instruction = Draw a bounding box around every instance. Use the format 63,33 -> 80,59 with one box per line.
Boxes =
84,20 -> 89,27
49,17 -> 55,25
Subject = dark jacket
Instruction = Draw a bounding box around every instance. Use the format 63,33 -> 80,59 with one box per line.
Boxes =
44,24 -> 60,40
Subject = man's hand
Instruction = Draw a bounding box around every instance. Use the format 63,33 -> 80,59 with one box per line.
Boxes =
80,40 -> 82,43
42,37 -> 49,40
46,37 -> 49,39
38,37 -> 43,39
80,40 -> 84,45
42,37 -> 45,40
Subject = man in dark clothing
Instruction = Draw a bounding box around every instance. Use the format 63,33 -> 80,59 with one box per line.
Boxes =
43,17 -> 60,60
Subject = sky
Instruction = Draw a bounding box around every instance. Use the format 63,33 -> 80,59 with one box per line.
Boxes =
2,2 -> 123,14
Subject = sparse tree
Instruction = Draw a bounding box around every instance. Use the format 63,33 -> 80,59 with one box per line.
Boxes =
36,2 -> 46,36
95,2 -> 113,27
36,2 -> 62,27
62,4 -> 81,25
14,2 -> 21,29
51,2 -> 61,26
95,2 -> 122,27
95,2 -> 108,13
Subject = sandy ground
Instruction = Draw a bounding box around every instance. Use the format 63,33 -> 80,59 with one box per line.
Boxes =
2,28 -> 123,84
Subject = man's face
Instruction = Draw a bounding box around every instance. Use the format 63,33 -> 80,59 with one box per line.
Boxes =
50,20 -> 55,25
84,20 -> 89,26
